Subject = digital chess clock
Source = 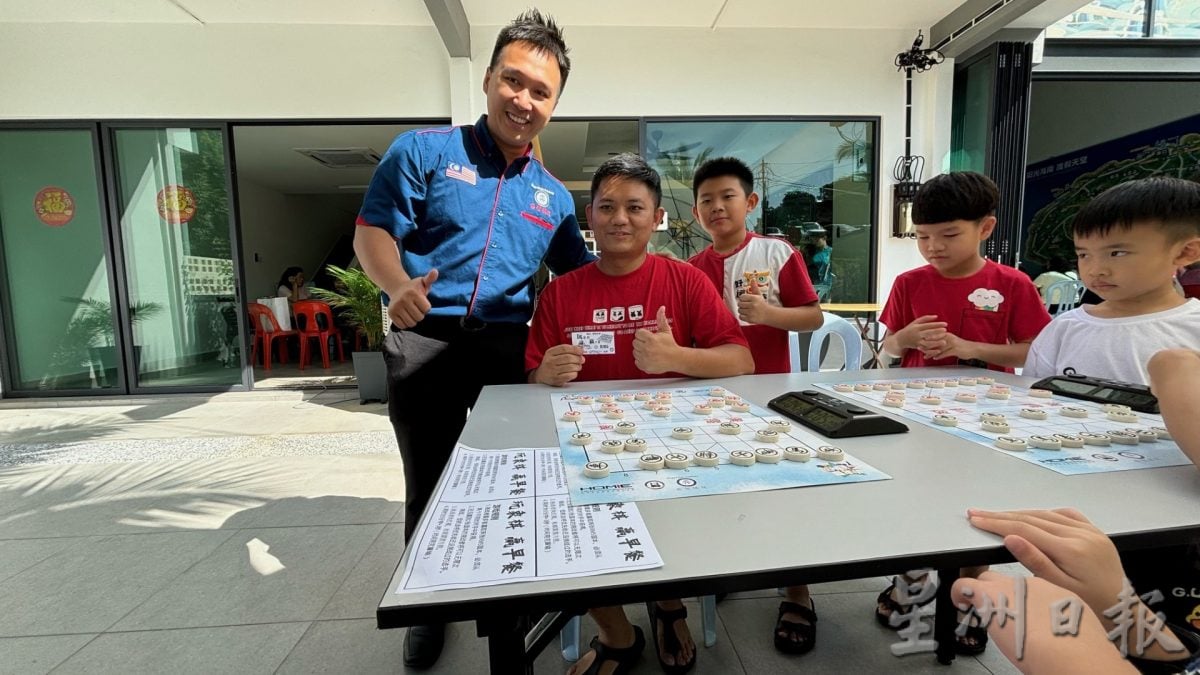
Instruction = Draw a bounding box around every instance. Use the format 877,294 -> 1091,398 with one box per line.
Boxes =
769,390 -> 909,438
1031,372 -> 1159,414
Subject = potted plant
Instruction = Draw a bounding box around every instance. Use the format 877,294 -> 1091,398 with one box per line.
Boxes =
310,265 -> 388,403
62,297 -> 164,386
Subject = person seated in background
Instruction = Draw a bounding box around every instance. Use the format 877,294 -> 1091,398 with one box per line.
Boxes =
277,266 -> 310,302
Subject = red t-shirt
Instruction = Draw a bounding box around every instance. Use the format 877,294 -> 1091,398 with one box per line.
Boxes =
525,255 -> 750,381
879,259 -> 1051,371
689,233 -> 819,374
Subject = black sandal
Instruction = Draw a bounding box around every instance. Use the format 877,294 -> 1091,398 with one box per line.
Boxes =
579,625 -> 645,675
875,576 -> 933,629
645,601 -> 697,674
774,599 -> 818,655
955,609 -> 989,656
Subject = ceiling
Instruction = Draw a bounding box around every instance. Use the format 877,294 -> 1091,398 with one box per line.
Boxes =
0,0 -> 974,29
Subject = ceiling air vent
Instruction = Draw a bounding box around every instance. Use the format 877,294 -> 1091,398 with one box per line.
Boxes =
295,147 -> 382,168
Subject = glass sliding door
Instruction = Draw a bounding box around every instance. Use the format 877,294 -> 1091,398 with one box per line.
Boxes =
109,127 -> 243,389
0,128 -> 120,393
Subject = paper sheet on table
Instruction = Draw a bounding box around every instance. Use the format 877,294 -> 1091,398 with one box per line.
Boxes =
397,445 -> 662,593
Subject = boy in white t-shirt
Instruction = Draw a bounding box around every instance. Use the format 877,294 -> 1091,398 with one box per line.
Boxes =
1023,176 -> 1200,385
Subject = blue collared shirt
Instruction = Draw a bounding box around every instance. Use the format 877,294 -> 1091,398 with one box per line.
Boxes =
356,116 -> 595,323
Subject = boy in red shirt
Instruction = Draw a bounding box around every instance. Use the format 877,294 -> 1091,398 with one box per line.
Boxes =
688,157 -> 824,374
880,172 -> 1050,371
875,171 -> 1051,656
687,156 -> 824,656
526,153 -> 753,675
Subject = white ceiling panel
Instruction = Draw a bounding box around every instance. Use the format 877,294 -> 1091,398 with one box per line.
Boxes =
0,0 -> 433,24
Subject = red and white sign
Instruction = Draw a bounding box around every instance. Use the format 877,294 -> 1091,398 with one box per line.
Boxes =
156,184 -> 197,223
33,186 -> 75,227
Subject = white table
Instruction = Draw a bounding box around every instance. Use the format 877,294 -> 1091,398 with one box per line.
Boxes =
378,368 -> 1200,673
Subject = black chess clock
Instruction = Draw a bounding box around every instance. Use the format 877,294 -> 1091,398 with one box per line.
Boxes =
769,390 -> 909,438
1031,371 -> 1159,414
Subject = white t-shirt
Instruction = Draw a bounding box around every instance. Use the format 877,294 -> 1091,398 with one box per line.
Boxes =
277,285 -> 310,300
1022,299 -> 1200,385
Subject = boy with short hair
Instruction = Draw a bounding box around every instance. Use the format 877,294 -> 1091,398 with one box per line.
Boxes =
876,171 -> 1051,656
1023,176 -> 1200,384
687,156 -> 824,656
880,171 -> 1051,371
526,153 -> 753,675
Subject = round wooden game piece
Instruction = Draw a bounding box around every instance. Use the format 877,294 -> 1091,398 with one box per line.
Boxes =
692,403 -> 713,415
882,397 -> 904,408
693,450 -> 720,467
707,397 -> 725,408
1080,432 -> 1111,446
767,419 -> 792,433
616,393 -> 635,402
958,377 -> 977,386
980,420 -> 1011,434
599,402 -> 620,411
943,379 -> 959,387
624,438 -> 648,452
562,410 -> 583,422
576,395 -> 594,406
664,452 -> 691,469
655,391 -> 673,400
955,392 -> 977,403
1107,430 -> 1139,445
755,448 -> 783,464
816,445 -> 845,461
985,388 -> 1011,400
933,414 -> 958,427
671,427 -> 694,440
729,449 -> 756,466
889,382 -> 906,390
643,400 -> 659,410
907,380 -> 926,389
1054,433 -> 1085,448
995,436 -> 1027,451
600,439 -> 625,454
708,387 -> 726,397
634,392 -> 652,401
833,384 -> 854,392
652,406 -> 672,417
1019,407 -> 1048,420
597,394 -> 614,404
919,395 -> 942,405
605,409 -> 625,419
784,446 -> 812,462
854,383 -> 873,392
570,432 -> 592,445
638,454 -> 666,471
1107,411 -> 1138,424
1128,428 -> 1158,443
1150,426 -> 1171,440
927,379 -> 945,389
730,402 -> 751,413
718,422 -> 742,435
1060,407 -> 1089,418
754,429 -> 780,443
1102,403 -> 1131,414
873,383 -> 890,391
980,412 -> 1007,422
584,461 -> 610,479
724,394 -> 742,404
1029,435 -> 1062,450
977,376 -> 996,385
615,421 -> 637,434
1028,388 -> 1053,398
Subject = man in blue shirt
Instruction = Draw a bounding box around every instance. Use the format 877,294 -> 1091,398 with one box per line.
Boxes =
354,9 -> 593,669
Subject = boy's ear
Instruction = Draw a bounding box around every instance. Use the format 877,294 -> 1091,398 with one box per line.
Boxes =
977,215 -> 998,241
691,204 -> 700,222
746,191 -> 760,211
1174,236 -> 1200,267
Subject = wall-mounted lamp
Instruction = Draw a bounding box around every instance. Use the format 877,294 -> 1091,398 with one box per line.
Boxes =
891,31 -> 942,239
892,180 -> 920,238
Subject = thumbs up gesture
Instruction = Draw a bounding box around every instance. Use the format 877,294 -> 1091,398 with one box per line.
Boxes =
737,277 -> 771,324
632,307 -> 680,374
389,268 -> 438,329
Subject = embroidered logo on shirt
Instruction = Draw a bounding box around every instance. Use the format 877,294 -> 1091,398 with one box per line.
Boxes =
967,288 -> 1004,312
532,185 -> 554,205
445,163 -> 477,185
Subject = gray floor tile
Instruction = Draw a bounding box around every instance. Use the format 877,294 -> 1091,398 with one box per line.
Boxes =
113,524 -> 383,630
319,523 -> 405,620
0,531 -> 234,636
279,619 -> 506,674
0,537 -> 82,584
725,576 -> 892,600
51,622 -> 309,675
227,494 -> 401,529
718,592 -> 995,674
0,634 -> 94,675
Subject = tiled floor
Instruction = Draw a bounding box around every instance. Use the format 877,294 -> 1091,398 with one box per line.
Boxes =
0,389 -> 1019,674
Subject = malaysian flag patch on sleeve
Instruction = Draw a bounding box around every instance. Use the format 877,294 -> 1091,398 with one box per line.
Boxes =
445,163 -> 477,185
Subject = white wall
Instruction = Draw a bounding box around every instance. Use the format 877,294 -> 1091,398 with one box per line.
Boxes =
0,21 -> 944,303
1028,80 -> 1200,164
236,179 -> 358,299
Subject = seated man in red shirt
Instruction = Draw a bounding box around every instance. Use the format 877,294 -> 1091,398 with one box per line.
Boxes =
526,153 -> 753,675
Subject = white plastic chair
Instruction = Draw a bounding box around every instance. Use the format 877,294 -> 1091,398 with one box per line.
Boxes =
560,597 -> 719,660
789,311 -> 864,373
1043,279 -> 1085,316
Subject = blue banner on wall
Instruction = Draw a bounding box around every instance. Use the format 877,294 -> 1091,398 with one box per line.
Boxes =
1022,114 -> 1200,268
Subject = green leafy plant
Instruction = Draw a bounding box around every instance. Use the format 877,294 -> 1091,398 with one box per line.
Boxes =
309,265 -> 385,351
63,297 -> 164,347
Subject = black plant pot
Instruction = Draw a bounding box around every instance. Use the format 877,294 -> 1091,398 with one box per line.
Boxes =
352,351 -> 388,404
